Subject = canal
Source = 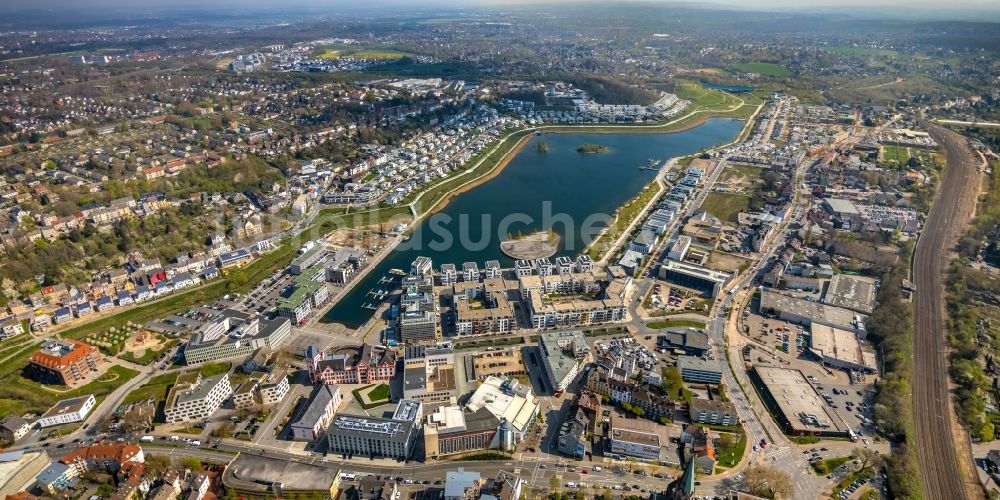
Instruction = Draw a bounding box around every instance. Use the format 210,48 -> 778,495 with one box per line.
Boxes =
320,117 -> 745,328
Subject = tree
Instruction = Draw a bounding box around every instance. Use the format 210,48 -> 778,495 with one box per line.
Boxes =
853,447 -> 883,472
661,366 -> 684,400
549,475 -> 560,492
743,464 -> 793,499
762,171 -> 781,191
180,456 -> 203,471
145,455 -> 172,476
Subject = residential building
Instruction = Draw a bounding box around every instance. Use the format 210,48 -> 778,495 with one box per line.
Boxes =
0,416 -> 32,442
688,399 -> 739,426
28,339 -> 105,387
163,373 -> 232,423
37,395 -> 96,428
537,331 -> 592,393
444,468 -> 481,500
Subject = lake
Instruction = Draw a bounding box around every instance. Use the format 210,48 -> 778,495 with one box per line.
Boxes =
320,117 -> 745,327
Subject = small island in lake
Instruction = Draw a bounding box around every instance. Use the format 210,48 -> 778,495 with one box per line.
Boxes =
577,143 -> 610,154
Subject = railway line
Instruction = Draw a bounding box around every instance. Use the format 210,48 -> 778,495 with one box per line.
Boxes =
912,123 -> 984,500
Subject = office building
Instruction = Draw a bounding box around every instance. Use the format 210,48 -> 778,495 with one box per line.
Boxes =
676,356 -> 722,384
403,345 -> 456,403
423,406 -> 500,459
326,413 -> 418,461
608,415 -> 670,461
658,261 -> 732,298
184,312 -> 291,365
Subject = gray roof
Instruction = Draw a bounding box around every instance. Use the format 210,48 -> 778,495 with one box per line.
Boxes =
445,468 -> 481,499
326,414 -> 415,444
174,374 -> 228,405
293,384 -> 339,429
677,356 -> 721,374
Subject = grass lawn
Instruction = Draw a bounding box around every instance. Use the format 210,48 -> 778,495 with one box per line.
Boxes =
198,361 -> 231,378
789,435 -> 821,445
0,364 -> 139,415
881,145 -> 911,164
701,192 -> 751,223
313,45 -> 413,60
368,384 -> 390,402
646,319 -> 707,329
733,63 -> 790,77
587,181 -> 659,260
811,455 -> 853,475
124,372 -> 178,405
716,432 -> 746,468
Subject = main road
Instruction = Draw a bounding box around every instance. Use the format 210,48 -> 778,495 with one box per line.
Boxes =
913,123 -> 984,500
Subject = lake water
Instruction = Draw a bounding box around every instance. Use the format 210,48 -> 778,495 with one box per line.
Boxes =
320,117 -> 744,327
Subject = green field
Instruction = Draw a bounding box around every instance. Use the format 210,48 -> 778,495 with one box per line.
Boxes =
586,181 -> 660,260
733,63 -> 790,77
701,192 -> 751,223
313,45 -> 413,60
123,372 -> 178,405
882,145 -> 911,164
0,364 -> 139,417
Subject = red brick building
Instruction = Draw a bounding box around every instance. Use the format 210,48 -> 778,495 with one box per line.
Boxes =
29,339 -> 105,387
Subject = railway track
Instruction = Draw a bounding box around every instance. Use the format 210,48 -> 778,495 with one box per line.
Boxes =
912,123 -> 984,500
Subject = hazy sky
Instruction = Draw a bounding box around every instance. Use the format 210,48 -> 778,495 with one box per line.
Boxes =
1,0 -> 998,18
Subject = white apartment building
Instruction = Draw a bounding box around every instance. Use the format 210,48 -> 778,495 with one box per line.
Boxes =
37,395 -> 97,428
164,373 -> 233,423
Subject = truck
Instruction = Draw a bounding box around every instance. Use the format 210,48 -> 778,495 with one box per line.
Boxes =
139,436 -> 154,443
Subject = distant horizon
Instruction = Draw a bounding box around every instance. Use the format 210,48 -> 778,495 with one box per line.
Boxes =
1,0 -> 999,24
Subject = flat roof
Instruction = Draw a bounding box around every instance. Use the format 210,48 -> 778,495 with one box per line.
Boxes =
677,356 -> 721,374
609,414 -> 668,447
661,260 -> 731,283
809,324 -> 876,370
823,274 -> 877,314
760,290 -> 864,331
225,452 -> 339,492
753,366 -> 848,435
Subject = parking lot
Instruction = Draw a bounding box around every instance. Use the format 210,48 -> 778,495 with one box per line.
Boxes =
740,307 -> 878,438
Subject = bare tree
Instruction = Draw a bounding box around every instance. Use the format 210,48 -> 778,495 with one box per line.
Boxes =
743,464 -> 793,499
854,447 -> 883,472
